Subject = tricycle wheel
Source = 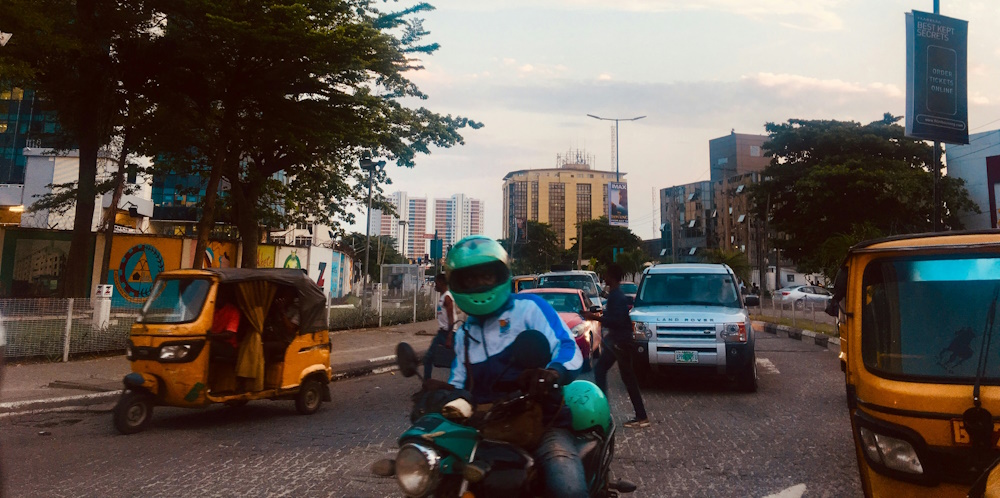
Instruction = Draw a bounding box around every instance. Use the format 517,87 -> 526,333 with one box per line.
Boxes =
113,390 -> 154,434
295,379 -> 323,415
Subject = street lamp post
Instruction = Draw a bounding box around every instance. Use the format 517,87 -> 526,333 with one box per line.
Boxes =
360,156 -> 385,315
587,114 -> 645,182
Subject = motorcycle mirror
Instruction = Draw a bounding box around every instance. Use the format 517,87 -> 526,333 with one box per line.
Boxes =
396,342 -> 419,378
510,330 -> 551,369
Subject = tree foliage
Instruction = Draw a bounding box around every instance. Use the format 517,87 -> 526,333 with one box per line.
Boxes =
751,114 -> 979,274
570,217 -> 642,267
509,221 -> 565,275
0,0 -> 161,296
702,248 -> 751,285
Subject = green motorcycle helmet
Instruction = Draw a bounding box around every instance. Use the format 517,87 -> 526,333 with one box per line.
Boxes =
562,380 -> 611,434
445,235 -> 511,317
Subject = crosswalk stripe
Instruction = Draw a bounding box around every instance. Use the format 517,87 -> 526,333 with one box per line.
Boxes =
757,358 -> 780,375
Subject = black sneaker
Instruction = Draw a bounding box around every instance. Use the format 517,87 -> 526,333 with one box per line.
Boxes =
623,418 -> 650,428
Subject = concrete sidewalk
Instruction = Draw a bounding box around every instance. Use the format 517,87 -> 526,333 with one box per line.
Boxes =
0,319 -> 438,416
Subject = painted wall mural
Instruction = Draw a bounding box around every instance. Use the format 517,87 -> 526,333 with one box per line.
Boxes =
109,236 -> 183,305
257,245 -> 277,268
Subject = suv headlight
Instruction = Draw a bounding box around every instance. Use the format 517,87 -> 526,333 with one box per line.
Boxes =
722,323 -> 747,343
858,426 -> 924,475
159,344 -> 193,361
633,321 -> 652,340
396,443 -> 440,497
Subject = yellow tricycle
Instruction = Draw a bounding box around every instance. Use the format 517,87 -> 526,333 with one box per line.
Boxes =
113,268 -> 332,434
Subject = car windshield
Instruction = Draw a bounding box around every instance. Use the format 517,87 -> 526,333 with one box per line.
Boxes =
862,255 -> 1000,382
533,292 -> 583,313
621,283 -> 638,294
635,273 -> 741,308
139,278 -> 212,325
538,275 -> 599,297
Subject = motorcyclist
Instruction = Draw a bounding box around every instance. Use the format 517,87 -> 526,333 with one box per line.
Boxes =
445,235 -> 588,498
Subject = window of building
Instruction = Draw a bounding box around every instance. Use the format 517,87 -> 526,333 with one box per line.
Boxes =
689,247 -> 697,256
735,184 -> 745,193
712,209 -> 717,218
688,219 -> 696,228
750,145 -> 761,157
728,207 -> 733,214
549,183 -> 566,244
787,274 -> 795,283
576,183 -> 591,223
530,182 -> 539,221
738,214 -> 746,223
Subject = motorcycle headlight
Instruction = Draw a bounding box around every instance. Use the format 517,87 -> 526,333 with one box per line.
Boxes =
633,321 -> 652,340
396,443 -> 439,497
570,322 -> 587,338
858,426 -> 924,475
159,344 -> 192,361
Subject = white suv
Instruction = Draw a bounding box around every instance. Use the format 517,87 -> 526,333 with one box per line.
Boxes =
629,263 -> 757,392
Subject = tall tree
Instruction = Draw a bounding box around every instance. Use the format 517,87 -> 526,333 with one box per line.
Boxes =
0,0 -> 160,297
751,114 -> 979,274
145,0 -> 479,267
702,248 -> 751,285
509,221 -> 563,275
571,217 -> 642,266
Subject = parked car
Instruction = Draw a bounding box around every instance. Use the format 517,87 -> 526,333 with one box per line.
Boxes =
629,263 -> 758,391
537,270 -> 605,311
520,288 -> 602,368
776,285 -> 832,310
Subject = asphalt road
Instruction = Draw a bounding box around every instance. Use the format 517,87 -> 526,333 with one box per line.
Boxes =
0,331 -> 860,497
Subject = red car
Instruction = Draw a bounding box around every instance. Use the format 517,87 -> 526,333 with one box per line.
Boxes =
520,288 -> 602,365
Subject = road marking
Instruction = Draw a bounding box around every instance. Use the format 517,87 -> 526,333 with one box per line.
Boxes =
368,355 -> 396,363
757,358 -> 780,375
763,484 -> 806,498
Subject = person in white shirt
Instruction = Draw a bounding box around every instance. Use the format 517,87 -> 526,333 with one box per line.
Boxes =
423,272 -> 456,379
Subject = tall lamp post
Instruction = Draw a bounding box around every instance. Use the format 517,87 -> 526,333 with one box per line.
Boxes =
361,156 -> 385,314
586,114 -> 645,182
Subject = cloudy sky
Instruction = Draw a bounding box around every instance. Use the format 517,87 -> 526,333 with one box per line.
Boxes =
357,0 -> 1000,241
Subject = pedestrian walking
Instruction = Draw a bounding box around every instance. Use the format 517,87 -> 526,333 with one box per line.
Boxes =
424,272 -> 457,379
582,263 -> 649,428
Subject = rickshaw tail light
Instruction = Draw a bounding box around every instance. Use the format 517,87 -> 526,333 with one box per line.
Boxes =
858,427 -> 924,475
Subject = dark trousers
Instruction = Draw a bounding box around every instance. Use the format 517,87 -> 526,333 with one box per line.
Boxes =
594,336 -> 648,420
423,329 -> 452,379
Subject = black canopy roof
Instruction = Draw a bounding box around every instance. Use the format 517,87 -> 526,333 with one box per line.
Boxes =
210,268 -> 327,334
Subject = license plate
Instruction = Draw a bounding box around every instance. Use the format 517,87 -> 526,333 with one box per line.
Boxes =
951,419 -> 1000,446
675,351 -> 699,363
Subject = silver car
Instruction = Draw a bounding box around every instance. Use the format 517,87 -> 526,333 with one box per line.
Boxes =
776,285 -> 832,310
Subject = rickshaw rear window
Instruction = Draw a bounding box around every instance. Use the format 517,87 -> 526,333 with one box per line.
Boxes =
140,278 -> 212,324
861,255 -> 1000,382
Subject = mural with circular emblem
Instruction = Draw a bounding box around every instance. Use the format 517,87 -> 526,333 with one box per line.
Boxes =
115,244 -> 165,303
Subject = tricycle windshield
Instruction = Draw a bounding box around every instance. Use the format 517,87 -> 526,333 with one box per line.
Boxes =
139,278 -> 212,324
862,255 -> 1000,382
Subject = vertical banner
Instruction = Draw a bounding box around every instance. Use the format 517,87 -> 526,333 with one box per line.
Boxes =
905,10 -> 969,144
608,182 -> 629,227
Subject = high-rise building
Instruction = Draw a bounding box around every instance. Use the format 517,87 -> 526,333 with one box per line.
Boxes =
709,131 -> 769,183
502,150 -> 620,249
406,197 -> 428,260
433,194 -> 485,256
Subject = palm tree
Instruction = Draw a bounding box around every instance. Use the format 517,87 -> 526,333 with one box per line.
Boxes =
703,249 -> 751,286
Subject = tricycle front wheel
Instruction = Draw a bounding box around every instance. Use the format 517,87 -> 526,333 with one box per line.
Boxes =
295,380 -> 323,415
113,390 -> 155,434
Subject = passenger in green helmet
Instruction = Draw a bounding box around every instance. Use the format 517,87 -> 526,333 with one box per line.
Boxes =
445,235 -> 589,497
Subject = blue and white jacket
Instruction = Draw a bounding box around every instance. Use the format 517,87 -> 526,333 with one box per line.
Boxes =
448,293 -> 582,412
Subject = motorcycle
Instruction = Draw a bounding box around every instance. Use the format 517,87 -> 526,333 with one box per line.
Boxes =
384,329 -> 636,497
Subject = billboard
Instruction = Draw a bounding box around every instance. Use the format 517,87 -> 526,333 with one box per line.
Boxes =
608,182 -> 629,227
905,10 -> 969,144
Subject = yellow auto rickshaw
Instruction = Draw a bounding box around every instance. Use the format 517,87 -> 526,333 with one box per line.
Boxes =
829,231 -> 1000,497
511,274 -> 537,293
113,268 -> 333,434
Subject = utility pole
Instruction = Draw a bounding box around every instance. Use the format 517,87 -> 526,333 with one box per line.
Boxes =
360,156 -> 385,315
932,0 -> 942,232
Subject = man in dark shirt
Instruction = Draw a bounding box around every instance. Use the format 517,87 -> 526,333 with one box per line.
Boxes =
582,263 -> 649,428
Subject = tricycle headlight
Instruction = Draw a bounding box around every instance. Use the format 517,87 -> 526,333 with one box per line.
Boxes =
396,443 -> 439,497
858,427 -> 923,474
159,344 -> 192,361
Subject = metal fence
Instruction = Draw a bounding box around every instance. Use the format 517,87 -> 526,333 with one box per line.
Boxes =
749,296 -> 837,327
2,298 -> 138,361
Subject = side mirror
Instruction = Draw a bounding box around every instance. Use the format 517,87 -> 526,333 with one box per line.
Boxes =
396,342 -> 420,378
744,295 -> 760,307
510,330 -> 552,370
588,305 -> 601,314
600,290 -> 609,298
